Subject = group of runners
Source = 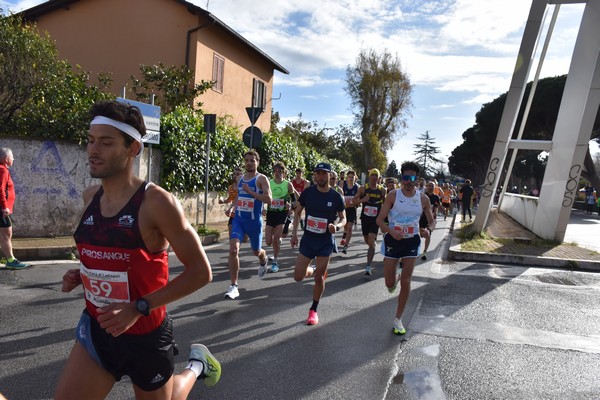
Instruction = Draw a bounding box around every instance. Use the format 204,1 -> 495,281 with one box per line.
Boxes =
48,99 -> 445,399
221,152 -> 437,336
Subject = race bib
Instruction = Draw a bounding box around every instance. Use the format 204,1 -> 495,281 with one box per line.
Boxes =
363,205 -> 378,217
80,263 -> 130,307
344,196 -> 355,207
393,224 -> 415,239
271,198 -> 285,210
306,215 -> 328,234
237,198 -> 255,213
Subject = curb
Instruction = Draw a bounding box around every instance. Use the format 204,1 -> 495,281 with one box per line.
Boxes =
447,229 -> 600,272
14,235 -> 222,261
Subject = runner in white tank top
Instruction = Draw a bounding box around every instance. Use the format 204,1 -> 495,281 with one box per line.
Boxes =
376,162 -> 435,336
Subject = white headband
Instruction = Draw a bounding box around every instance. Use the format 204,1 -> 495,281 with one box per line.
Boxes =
90,116 -> 142,143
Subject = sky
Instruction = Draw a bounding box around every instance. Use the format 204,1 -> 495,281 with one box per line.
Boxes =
2,0 -> 596,169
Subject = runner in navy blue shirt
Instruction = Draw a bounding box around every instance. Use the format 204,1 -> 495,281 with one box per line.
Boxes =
291,162 -> 345,326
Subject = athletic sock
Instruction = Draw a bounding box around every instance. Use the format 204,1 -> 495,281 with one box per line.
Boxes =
310,300 -> 319,312
7,257 -> 15,263
186,360 -> 205,379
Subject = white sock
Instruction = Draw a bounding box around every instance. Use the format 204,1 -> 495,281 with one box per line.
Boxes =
273,257 -> 278,263
186,360 -> 204,379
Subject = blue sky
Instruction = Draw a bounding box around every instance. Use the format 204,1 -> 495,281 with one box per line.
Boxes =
3,0 -> 595,169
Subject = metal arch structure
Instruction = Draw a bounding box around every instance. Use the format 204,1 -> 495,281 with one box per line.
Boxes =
473,0 -> 600,242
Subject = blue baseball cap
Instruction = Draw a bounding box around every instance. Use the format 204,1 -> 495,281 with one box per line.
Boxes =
313,162 -> 332,172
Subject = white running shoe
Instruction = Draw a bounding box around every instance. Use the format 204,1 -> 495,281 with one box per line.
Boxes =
258,259 -> 268,279
224,284 -> 239,299
393,318 -> 406,335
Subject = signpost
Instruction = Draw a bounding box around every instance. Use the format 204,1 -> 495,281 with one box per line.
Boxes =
245,106 -> 263,149
203,114 -> 217,227
117,97 -> 161,182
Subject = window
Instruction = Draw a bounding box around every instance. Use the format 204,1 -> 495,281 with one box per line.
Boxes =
212,53 -> 224,93
252,78 -> 266,109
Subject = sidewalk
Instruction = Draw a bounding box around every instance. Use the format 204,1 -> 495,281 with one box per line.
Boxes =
6,211 -> 600,271
9,220 -> 231,262
448,208 -> 600,271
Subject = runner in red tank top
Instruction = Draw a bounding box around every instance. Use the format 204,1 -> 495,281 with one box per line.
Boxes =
55,100 -> 221,400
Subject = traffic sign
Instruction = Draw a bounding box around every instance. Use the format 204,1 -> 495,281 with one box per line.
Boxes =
117,97 -> 161,144
246,107 -> 263,125
243,126 -> 263,148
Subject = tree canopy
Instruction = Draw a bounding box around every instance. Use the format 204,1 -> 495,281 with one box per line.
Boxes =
344,49 -> 412,172
449,75 -> 600,190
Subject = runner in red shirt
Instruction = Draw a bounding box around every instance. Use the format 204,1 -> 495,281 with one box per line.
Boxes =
55,100 -> 220,400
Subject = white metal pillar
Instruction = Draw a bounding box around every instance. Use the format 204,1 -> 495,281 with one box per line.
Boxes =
533,0 -> 600,241
474,0 -> 600,242
473,0 -> 548,232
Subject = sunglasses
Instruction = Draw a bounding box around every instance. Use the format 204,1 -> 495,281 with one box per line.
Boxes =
402,175 -> 417,182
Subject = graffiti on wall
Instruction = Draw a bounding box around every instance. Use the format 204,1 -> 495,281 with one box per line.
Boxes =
29,141 -> 78,199
562,163 -> 581,208
481,157 -> 500,198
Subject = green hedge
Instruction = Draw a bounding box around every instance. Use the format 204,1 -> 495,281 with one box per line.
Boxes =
159,107 -> 351,193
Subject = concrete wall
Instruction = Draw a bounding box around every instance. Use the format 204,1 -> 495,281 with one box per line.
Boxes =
1,137 -> 227,237
499,193 -> 539,235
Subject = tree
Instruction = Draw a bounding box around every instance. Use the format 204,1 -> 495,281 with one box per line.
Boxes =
413,130 -> 442,178
0,12 -> 65,128
344,49 -> 412,172
129,63 -> 213,113
385,160 -> 399,178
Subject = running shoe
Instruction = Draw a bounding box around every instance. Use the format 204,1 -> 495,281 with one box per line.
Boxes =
364,265 -> 372,276
342,245 -> 348,254
189,344 -> 221,387
306,310 -> 319,325
224,284 -> 239,299
421,254 -> 427,261
267,256 -> 274,263
392,318 -> 406,335
270,261 -> 279,273
5,259 -> 29,270
0,257 -> 7,264
258,259 -> 268,279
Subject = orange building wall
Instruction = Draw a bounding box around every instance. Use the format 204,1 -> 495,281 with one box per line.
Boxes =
30,0 -> 273,133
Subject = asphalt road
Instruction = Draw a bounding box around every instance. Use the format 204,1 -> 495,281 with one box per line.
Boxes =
1,216 -> 600,399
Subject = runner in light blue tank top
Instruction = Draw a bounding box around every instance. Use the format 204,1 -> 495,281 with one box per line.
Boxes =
225,151 -> 272,301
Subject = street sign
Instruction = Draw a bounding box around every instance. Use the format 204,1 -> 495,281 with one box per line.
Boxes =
246,107 -> 263,125
204,114 -> 216,134
243,126 -> 263,148
117,97 -> 161,144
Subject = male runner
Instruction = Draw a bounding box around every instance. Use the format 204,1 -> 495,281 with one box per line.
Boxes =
291,168 -> 310,230
291,162 -> 346,325
56,100 -> 220,400
340,170 -> 359,253
419,181 -> 440,261
376,161 -> 435,335
225,151 -> 272,299
355,169 -> 386,276
264,161 -> 295,273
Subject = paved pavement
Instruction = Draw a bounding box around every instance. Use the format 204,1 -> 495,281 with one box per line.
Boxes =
2,214 -> 600,399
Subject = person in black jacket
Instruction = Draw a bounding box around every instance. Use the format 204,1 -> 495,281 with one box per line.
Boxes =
460,180 -> 475,222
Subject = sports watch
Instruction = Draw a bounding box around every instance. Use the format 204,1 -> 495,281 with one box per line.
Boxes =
135,298 -> 151,317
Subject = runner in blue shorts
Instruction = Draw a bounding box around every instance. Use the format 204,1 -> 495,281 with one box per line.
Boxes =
291,163 -> 345,326
225,150 -> 272,300
376,161 -> 435,335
